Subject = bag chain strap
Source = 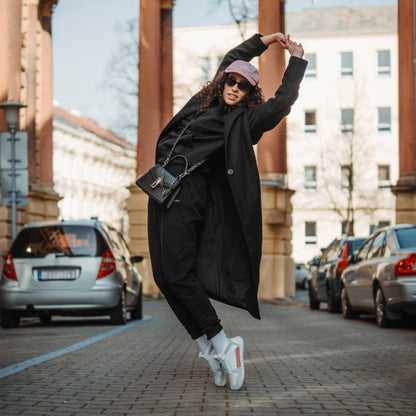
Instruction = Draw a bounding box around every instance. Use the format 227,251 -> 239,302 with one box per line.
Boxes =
161,114 -> 208,178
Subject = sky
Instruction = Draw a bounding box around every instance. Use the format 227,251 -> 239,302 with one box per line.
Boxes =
52,0 -> 397,142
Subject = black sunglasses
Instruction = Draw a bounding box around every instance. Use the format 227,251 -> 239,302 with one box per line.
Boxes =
225,76 -> 252,92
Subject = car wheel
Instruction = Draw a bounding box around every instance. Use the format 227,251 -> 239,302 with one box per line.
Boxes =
341,286 -> 359,319
308,283 -> 320,310
375,287 -> 393,328
1,309 -> 20,328
327,284 -> 339,313
302,278 -> 308,290
130,285 -> 143,320
110,290 -> 127,325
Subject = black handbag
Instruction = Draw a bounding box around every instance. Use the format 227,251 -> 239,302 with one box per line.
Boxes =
136,117 -> 206,209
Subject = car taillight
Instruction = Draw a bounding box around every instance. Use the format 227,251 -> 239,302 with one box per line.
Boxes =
336,242 -> 349,275
3,253 -> 17,281
394,253 -> 416,277
97,249 -> 116,279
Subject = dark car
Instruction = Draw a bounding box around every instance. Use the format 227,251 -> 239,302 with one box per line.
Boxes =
0,219 -> 143,328
341,224 -> 416,327
308,236 -> 366,312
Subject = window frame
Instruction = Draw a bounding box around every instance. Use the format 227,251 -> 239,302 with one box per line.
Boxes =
377,50 -> 391,76
341,51 -> 353,76
377,164 -> 391,189
304,110 -> 317,133
304,165 -> 317,190
341,108 -> 354,133
378,107 -> 391,132
304,53 -> 317,78
305,221 -> 317,245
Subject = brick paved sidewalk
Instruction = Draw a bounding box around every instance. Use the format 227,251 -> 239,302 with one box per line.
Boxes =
1,298 -> 415,415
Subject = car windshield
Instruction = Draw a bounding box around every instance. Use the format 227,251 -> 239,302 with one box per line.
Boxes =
395,227 -> 416,249
10,225 -> 107,258
350,238 -> 366,255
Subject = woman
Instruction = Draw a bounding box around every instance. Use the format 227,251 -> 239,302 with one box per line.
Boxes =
147,32 -> 306,390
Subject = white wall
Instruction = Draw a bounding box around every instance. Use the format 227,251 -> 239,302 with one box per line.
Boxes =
53,118 -> 136,239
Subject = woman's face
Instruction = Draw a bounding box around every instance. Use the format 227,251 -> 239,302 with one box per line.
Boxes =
222,73 -> 251,106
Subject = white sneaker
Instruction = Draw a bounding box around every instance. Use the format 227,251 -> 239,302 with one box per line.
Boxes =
215,336 -> 244,390
199,344 -> 226,387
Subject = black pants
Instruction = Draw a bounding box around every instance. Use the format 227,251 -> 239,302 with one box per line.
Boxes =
147,172 -> 223,340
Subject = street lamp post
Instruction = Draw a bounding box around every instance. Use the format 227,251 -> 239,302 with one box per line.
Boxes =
0,100 -> 27,240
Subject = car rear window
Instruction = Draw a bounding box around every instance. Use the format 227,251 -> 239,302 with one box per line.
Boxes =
395,227 -> 416,249
10,225 -> 108,258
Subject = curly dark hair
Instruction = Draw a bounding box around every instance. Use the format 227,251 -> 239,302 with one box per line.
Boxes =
196,73 -> 265,112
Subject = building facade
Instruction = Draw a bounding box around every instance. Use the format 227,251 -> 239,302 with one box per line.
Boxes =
0,0 -> 60,261
173,5 -> 398,264
53,107 -> 137,237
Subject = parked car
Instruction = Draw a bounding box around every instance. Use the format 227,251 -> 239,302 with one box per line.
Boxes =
308,236 -> 366,312
0,219 -> 144,328
295,263 -> 310,289
307,255 -> 321,273
341,224 -> 416,328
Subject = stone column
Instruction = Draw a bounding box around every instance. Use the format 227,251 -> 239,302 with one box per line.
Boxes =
392,0 -> 416,223
0,0 -> 8,131
257,0 -> 295,299
24,0 -> 39,183
128,0 -> 174,297
25,0 -> 60,224
0,0 -> 23,254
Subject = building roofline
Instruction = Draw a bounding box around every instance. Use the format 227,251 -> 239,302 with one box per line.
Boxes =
53,106 -> 136,151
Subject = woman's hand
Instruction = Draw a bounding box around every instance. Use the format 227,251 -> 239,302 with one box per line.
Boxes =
260,32 -> 286,47
261,33 -> 304,58
282,34 -> 304,58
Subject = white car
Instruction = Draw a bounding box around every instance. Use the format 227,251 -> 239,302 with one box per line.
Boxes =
295,263 -> 311,289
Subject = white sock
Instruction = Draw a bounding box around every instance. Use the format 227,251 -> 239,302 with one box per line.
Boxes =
195,335 -> 211,354
211,330 -> 229,354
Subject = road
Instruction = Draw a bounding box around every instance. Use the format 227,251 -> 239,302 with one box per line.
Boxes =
0,297 -> 415,415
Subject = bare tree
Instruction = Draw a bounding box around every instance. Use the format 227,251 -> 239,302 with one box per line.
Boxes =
209,0 -> 258,39
317,77 -> 381,236
103,19 -> 138,142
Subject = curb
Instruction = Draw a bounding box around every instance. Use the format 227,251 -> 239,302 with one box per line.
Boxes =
261,297 -> 309,308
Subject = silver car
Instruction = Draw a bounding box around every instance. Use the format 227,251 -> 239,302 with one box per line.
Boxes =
295,263 -> 310,289
341,224 -> 416,327
0,219 -> 143,328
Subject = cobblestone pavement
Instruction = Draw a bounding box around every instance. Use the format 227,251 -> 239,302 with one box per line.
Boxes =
0,298 -> 415,415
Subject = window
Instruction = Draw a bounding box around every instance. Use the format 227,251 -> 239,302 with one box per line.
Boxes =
304,110 -> 316,133
378,221 -> 390,228
377,165 -> 391,189
304,166 -> 317,190
341,220 -> 354,235
305,221 -> 317,245
367,232 -> 386,259
326,240 -> 341,262
199,57 -> 210,83
304,53 -> 316,77
395,227 -> 416,249
341,164 -> 353,190
378,107 -> 391,132
377,50 -> 391,75
341,52 -> 353,76
356,239 -> 374,262
341,108 -> 354,133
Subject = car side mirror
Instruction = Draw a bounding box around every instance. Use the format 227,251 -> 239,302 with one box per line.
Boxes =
131,255 -> 144,264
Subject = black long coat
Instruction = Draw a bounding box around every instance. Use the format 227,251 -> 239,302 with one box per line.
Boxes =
152,34 -> 307,319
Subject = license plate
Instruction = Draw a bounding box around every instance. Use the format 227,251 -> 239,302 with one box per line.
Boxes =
37,269 -> 78,281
